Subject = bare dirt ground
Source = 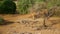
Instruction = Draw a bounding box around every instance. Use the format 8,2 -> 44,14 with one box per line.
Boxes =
0,14 -> 60,34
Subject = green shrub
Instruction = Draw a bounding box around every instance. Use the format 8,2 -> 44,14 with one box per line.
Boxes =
0,0 -> 16,14
0,1 -> 2,4
18,0 -> 35,14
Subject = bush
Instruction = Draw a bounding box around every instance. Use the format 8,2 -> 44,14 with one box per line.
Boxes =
18,0 -> 35,14
0,1 -> 1,4
0,0 -> 16,14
